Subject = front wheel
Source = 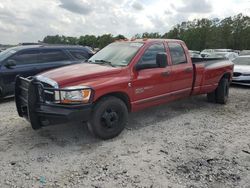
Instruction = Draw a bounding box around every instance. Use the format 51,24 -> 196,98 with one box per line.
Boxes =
88,96 -> 128,140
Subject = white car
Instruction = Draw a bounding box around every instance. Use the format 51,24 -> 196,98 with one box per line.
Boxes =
189,50 -> 201,58
240,50 -> 250,56
201,49 -> 238,60
232,56 -> 250,86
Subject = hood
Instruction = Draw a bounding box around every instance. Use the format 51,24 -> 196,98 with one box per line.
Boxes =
38,63 -> 122,87
234,65 -> 250,74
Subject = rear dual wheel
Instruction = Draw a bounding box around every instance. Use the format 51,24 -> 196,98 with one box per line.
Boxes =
0,89 -> 3,102
207,78 -> 229,104
88,96 -> 128,140
216,78 -> 229,104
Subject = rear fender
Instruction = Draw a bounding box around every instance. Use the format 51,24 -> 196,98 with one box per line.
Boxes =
220,72 -> 232,82
208,72 -> 232,93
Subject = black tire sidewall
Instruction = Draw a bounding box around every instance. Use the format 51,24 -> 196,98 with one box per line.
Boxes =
0,90 -> 3,102
207,91 -> 216,103
216,78 -> 229,104
89,97 -> 128,140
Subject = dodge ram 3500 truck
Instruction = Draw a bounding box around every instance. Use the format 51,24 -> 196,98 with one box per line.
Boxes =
15,39 -> 234,139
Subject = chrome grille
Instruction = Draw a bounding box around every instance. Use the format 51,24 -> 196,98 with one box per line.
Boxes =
38,82 -> 55,103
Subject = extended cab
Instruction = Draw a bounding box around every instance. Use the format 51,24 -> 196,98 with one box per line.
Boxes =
15,39 -> 234,139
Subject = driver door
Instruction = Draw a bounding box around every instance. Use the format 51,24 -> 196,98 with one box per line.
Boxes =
131,43 -> 172,110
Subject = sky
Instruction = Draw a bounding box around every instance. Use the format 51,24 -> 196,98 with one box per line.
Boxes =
0,0 -> 249,44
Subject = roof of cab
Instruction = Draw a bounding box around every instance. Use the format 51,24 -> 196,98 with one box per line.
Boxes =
7,44 -> 90,52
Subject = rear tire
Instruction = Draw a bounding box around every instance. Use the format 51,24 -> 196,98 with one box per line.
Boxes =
0,89 -> 3,102
216,78 -> 229,104
88,96 -> 128,140
207,91 -> 216,103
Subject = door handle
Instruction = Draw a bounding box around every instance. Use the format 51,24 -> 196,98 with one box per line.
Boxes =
161,71 -> 171,77
184,67 -> 193,73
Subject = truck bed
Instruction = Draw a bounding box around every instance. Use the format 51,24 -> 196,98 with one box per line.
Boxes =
191,57 -> 234,95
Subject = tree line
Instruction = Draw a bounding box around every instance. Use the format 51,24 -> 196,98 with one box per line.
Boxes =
43,13 -> 250,51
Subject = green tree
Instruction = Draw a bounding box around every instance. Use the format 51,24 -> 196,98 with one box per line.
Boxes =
114,34 -> 127,40
78,35 -> 97,47
97,34 -> 114,49
42,14 -> 250,50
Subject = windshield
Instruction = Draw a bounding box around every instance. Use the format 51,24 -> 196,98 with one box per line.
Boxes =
233,57 -> 250,65
0,47 -> 17,62
88,42 -> 143,67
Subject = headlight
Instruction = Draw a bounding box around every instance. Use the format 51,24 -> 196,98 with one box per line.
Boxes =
54,86 -> 92,104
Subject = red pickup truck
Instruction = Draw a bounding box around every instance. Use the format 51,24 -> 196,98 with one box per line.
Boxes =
15,39 -> 234,139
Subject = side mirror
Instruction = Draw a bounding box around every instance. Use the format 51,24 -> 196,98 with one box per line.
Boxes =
135,52 -> 168,71
5,59 -> 16,69
156,53 -> 167,68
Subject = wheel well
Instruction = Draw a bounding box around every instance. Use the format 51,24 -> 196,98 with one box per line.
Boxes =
95,92 -> 131,112
222,72 -> 231,81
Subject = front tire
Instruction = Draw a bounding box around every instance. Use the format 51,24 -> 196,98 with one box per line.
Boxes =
216,78 -> 229,104
88,96 -> 128,140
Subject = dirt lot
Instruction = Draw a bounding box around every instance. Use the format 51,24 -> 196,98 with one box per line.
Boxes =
0,86 -> 249,188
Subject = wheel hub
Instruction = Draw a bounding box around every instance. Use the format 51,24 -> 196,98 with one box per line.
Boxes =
102,110 -> 119,128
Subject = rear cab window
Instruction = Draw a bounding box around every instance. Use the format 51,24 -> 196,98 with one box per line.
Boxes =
168,43 -> 187,65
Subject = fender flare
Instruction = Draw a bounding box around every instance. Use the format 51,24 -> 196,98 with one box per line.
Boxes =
94,91 -> 131,112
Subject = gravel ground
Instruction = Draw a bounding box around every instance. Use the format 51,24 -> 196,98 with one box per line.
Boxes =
0,86 -> 249,188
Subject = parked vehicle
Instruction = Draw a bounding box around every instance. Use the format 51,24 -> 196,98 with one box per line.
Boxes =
189,50 -> 201,58
224,52 -> 239,60
15,39 -> 233,139
0,45 -> 94,100
240,50 -> 250,56
232,56 -> 250,86
200,49 -> 238,60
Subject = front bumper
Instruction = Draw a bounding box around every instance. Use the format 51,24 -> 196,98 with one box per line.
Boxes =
35,103 -> 92,127
15,76 -> 93,130
232,75 -> 250,86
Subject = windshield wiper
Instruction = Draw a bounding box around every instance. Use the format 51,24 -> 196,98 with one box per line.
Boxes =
93,59 -> 115,67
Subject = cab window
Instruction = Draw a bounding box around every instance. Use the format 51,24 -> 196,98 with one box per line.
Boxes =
7,49 -> 39,65
40,49 -> 70,63
168,43 -> 187,65
138,43 -> 165,67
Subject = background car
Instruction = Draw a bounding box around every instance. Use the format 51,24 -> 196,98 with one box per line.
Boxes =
200,49 -> 238,60
189,50 -> 201,58
232,55 -> 250,86
0,45 -> 94,100
240,50 -> 250,56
